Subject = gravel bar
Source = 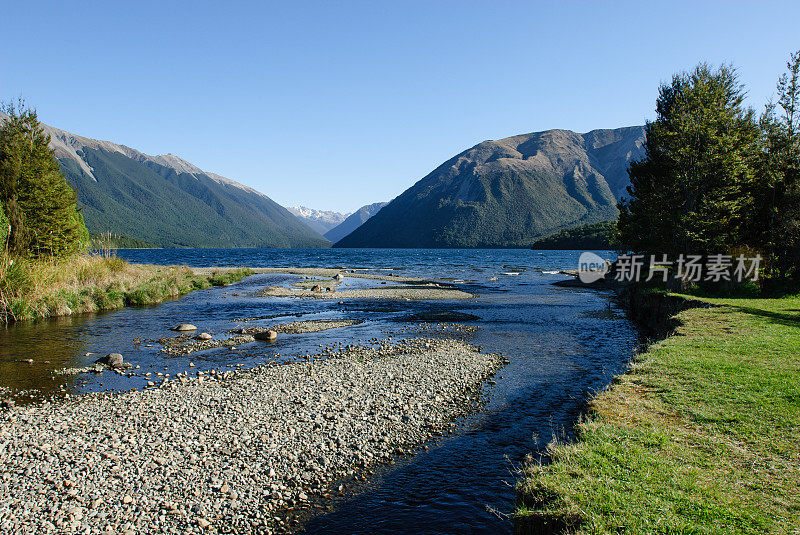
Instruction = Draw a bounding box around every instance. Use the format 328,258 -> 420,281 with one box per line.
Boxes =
190,267 -> 425,284
156,334 -> 257,356
0,339 -> 503,534
272,319 -> 363,334
258,284 -> 472,300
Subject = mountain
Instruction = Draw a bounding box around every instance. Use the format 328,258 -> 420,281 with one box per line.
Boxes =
1,112 -> 329,248
335,126 -> 645,248
286,206 -> 349,235
324,202 -> 388,243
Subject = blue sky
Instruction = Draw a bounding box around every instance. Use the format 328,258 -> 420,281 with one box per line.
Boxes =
2,1 -> 798,213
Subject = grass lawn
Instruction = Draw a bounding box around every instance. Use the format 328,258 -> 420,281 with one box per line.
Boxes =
516,294 -> 800,534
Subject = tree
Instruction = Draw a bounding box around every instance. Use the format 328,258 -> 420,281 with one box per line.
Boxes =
0,101 -> 88,257
618,64 -> 759,257
750,51 -> 800,281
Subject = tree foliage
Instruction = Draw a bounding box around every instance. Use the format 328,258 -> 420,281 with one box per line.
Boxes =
530,220 -> 615,250
618,64 -> 759,257
749,51 -> 800,280
0,101 -> 87,257
618,54 -> 800,286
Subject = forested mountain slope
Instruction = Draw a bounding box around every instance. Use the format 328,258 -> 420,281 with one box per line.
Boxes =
335,127 -> 644,248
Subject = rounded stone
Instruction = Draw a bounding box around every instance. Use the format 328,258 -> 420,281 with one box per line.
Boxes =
254,330 -> 278,342
171,324 -> 197,331
94,353 -> 124,368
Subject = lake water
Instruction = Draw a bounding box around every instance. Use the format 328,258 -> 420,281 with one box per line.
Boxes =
0,248 -> 638,534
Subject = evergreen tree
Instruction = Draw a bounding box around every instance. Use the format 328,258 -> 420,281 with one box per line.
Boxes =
751,51 -> 800,281
618,64 -> 759,257
0,102 -> 88,257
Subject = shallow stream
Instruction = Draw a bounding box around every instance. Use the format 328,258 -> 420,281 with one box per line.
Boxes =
0,248 -> 638,533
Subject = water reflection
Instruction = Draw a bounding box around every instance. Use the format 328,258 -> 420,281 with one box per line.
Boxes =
0,314 -> 91,397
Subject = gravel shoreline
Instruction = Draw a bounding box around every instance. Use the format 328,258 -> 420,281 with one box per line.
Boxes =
0,339 -> 503,534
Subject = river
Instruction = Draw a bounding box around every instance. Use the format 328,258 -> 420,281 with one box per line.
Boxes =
0,248 -> 638,534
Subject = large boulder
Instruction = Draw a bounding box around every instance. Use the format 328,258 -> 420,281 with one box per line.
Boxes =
94,353 -> 132,370
254,330 -> 278,341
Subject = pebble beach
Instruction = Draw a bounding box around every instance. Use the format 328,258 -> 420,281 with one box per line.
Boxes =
0,338 -> 504,534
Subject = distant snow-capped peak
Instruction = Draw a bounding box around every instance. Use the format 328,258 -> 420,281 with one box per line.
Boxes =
287,206 -> 350,224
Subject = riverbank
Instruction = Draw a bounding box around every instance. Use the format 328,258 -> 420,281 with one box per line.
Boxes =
0,338 -> 503,534
515,294 -> 800,533
0,254 -> 252,322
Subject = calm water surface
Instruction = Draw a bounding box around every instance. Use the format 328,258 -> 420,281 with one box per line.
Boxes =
0,249 -> 637,534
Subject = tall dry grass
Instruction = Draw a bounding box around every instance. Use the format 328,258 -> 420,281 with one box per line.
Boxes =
91,230 -> 117,259
0,244 -> 252,323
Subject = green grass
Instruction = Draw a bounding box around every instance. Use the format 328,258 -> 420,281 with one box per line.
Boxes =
205,268 -> 254,287
516,294 -> 800,534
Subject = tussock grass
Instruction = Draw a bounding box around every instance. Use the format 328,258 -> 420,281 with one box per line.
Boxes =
0,252 -> 252,322
516,295 -> 800,534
